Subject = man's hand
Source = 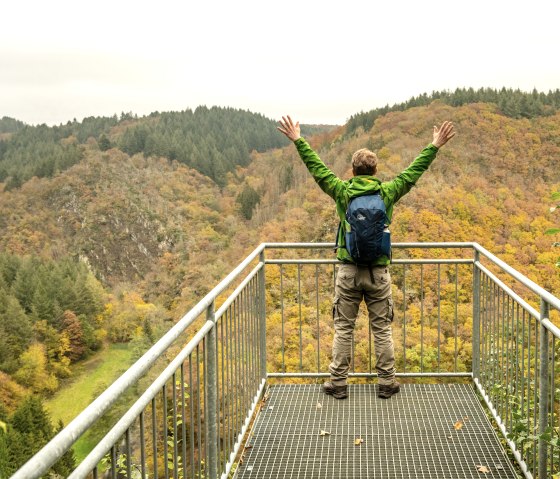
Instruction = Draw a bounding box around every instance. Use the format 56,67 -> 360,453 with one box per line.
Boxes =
277,115 -> 301,142
432,121 -> 455,148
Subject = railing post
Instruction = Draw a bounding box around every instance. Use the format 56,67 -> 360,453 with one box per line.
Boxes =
472,249 -> 481,380
538,299 -> 550,479
206,302 -> 218,479
259,250 -> 267,380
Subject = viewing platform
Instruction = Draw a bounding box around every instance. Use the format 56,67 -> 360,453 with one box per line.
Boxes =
12,243 -> 560,479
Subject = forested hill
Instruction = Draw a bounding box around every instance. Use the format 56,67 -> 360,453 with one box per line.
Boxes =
0,107 -> 333,189
346,87 -> 560,136
1,95 -> 559,413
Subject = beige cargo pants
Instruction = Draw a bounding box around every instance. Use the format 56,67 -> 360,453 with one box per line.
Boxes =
329,263 -> 395,386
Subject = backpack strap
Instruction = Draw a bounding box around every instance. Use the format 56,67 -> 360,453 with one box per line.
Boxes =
333,221 -> 342,252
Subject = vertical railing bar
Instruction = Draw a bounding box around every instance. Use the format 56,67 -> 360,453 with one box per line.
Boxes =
252,274 -> 257,409
515,302 -> 521,432
508,297 -> 514,431
233,298 -> 239,449
180,364 -> 187,479
351,324 -> 355,373
521,308 -> 526,421
420,264 -> 424,373
437,263 -> 441,373
239,290 -> 245,437
244,285 -> 250,420
538,299 -> 551,479
228,307 -> 234,460
504,293 -> 510,429
403,263 -> 407,373
316,264 -> 320,373
298,263 -> 303,372
220,311 -> 225,474
239,286 -> 247,436
551,335 -> 557,474
259,251 -> 266,382
247,282 -> 253,413
239,288 -> 245,425
472,251 -> 481,380
493,282 -> 498,412
533,319 -> 539,471
482,271 -> 487,384
249,276 -> 254,388
524,305 -> 529,467
152,397 -> 158,479
162,384 -> 169,479
140,411 -> 146,479
203,337 -> 210,479
280,264 -> 285,373
369,288 -> 373,374
172,372 -> 179,479
491,279 -> 497,405
189,355 -> 195,479
550,335 -> 560,471
207,301 -> 218,479
250,277 -> 257,406
510,295 -> 516,431
498,288 -> 507,418
225,308 -> 232,469
479,271 -> 484,383
125,428 -> 132,479
256,275 -> 261,386
110,445 -> 117,479
496,280 -> 501,412
454,264 -> 458,372
93,466 -> 98,479
196,345 -> 202,479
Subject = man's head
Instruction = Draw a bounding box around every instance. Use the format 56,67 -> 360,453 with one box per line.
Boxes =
352,148 -> 378,176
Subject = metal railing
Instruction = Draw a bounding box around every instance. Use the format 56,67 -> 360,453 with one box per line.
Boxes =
11,243 -> 560,479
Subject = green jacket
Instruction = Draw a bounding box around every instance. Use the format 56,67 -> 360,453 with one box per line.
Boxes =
294,137 -> 440,265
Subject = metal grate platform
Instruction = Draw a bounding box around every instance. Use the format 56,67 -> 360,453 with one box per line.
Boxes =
235,384 -> 517,478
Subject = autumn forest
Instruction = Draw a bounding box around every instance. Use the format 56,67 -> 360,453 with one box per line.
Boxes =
0,88 -> 559,475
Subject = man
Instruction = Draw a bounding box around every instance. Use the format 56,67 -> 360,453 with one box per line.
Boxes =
277,116 -> 455,399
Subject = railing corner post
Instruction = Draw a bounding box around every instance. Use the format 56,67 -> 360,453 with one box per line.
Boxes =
472,249 -> 481,380
206,301 -> 218,479
259,249 -> 267,381
538,299 -> 550,479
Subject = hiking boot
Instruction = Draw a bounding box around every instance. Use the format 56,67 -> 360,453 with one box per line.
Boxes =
322,381 -> 348,399
378,381 -> 400,399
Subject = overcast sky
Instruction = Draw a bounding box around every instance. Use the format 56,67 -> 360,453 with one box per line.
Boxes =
1,0 -> 559,126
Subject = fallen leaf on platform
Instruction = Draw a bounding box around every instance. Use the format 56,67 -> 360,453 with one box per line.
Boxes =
454,420 -> 464,430
317,402 -> 322,409
354,438 -> 364,445
319,430 -> 331,436
476,465 -> 490,473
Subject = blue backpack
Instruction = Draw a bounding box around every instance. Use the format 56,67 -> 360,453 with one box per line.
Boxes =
337,191 -> 391,264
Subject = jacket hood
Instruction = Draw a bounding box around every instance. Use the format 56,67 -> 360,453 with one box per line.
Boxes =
346,176 -> 382,197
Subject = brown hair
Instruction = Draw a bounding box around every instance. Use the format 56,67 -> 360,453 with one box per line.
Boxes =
351,148 -> 378,176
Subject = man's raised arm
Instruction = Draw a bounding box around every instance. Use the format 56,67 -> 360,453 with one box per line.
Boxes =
277,115 -> 343,200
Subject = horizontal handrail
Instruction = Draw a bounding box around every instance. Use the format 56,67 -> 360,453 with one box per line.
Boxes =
266,259 -> 473,265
